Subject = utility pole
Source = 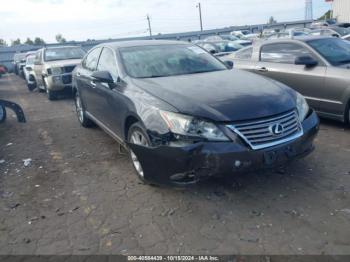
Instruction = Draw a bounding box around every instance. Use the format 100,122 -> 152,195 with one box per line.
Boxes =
196,3 -> 203,31
147,14 -> 152,38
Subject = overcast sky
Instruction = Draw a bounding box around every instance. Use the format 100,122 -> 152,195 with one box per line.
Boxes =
0,0 -> 331,43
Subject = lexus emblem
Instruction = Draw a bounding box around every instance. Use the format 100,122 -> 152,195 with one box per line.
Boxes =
269,123 -> 284,136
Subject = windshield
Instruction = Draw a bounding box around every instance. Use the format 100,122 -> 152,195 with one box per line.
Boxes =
212,42 -> 244,52
44,47 -> 85,61
308,38 -> 350,66
26,55 -> 35,65
119,44 -> 227,78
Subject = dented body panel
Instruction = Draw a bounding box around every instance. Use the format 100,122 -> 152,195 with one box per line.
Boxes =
129,110 -> 319,186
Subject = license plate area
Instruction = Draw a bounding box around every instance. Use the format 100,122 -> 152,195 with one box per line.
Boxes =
263,145 -> 297,165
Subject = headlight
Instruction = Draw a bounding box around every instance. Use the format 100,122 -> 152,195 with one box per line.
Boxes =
296,93 -> 309,122
49,67 -> 63,75
160,111 -> 230,141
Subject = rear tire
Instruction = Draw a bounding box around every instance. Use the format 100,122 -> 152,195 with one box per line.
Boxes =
74,91 -> 93,127
127,122 -> 151,183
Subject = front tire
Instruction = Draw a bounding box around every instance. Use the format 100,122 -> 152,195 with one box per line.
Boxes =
127,122 -> 151,183
47,89 -> 57,100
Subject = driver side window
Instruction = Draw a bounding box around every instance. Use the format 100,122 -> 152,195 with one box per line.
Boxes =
83,47 -> 102,71
97,48 -> 119,80
260,43 -> 316,64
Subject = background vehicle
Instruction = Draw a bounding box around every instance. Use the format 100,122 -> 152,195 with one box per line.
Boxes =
231,30 -> 259,40
12,53 -> 27,76
310,19 -> 337,29
267,29 -> 310,40
227,36 -> 350,123
219,35 -> 252,46
23,54 -> 37,91
310,26 -> 350,38
196,40 -> 244,57
0,65 -> 7,78
33,46 -> 86,100
72,40 -> 318,186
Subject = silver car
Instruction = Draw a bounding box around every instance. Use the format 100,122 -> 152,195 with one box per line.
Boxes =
227,36 -> 350,123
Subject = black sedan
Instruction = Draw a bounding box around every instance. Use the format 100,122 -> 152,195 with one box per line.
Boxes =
72,40 -> 319,186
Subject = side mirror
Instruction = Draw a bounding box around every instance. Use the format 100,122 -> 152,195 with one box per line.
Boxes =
0,105 -> 7,123
91,71 -> 115,84
295,56 -> 318,68
332,34 -> 339,38
224,60 -> 234,69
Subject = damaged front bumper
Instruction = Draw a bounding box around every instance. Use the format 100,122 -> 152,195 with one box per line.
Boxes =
129,110 -> 319,186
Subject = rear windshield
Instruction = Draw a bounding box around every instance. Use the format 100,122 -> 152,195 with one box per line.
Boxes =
44,47 -> 85,62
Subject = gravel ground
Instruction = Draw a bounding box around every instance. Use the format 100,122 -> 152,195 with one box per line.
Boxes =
0,74 -> 350,255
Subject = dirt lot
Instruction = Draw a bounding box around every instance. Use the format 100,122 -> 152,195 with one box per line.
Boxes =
0,74 -> 350,255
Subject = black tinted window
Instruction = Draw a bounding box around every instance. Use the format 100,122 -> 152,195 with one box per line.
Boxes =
235,47 -> 253,60
97,48 -> 118,80
83,48 -> 102,71
261,43 -> 314,64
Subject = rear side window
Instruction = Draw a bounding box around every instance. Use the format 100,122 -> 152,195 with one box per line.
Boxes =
83,47 -> 102,71
260,43 -> 314,64
97,48 -> 119,80
235,47 -> 253,60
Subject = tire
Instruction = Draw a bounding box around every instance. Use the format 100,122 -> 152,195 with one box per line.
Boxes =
127,122 -> 151,183
47,89 -> 56,101
0,105 -> 6,123
74,91 -> 93,127
346,103 -> 350,124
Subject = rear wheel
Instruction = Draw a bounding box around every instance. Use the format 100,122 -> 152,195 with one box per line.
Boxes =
74,91 -> 93,127
127,122 -> 151,183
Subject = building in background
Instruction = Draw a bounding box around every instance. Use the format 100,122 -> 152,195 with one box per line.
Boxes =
331,0 -> 350,22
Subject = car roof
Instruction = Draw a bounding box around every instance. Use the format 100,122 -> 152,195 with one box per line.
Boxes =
44,45 -> 82,50
100,40 -> 188,50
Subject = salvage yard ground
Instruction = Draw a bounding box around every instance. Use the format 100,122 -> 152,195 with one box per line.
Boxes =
0,74 -> 350,255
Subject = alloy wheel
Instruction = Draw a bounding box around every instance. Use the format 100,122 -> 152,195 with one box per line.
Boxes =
129,130 -> 149,178
75,93 -> 84,123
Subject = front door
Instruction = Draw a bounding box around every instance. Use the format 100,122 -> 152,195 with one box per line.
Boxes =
253,42 -> 326,111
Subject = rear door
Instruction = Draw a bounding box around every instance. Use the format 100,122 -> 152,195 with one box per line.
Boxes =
252,42 -> 326,111
76,47 -> 102,117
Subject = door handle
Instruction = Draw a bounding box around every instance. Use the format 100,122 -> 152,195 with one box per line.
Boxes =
256,66 -> 268,72
90,81 -> 96,88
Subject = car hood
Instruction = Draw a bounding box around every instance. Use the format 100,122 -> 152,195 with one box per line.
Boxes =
44,59 -> 82,68
130,69 -> 296,122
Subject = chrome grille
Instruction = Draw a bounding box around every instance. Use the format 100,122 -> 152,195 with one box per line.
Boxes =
227,110 -> 303,150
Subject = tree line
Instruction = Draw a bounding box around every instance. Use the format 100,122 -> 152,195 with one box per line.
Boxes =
0,34 -> 67,47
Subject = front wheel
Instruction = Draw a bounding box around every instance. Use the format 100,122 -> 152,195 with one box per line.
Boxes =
127,122 -> 151,183
47,89 -> 57,100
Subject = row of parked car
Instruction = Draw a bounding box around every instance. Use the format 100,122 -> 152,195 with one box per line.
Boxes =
193,21 -> 350,58
10,24 -> 349,186
14,46 -> 86,100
